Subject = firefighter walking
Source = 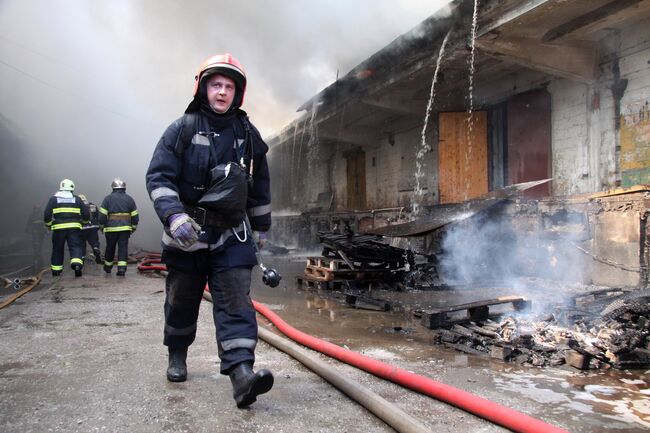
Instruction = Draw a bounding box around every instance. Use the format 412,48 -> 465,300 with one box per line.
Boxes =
43,179 -> 89,277
146,53 -> 273,408
99,178 -> 138,276
78,194 -> 103,264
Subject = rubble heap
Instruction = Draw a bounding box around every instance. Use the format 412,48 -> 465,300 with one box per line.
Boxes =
431,290 -> 650,370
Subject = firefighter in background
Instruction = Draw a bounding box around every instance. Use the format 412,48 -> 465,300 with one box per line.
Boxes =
78,194 -> 102,264
43,179 -> 89,277
146,53 -> 273,408
98,178 -> 138,276
25,204 -> 47,268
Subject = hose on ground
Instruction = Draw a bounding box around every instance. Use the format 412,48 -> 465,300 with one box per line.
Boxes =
203,291 -> 432,433
139,256 -> 569,433
253,301 -> 569,433
0,268 -> 49,310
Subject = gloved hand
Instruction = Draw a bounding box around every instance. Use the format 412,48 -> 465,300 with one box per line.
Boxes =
253,231 -> 267,249
168,213 -> 201,248
131,225 -> 137,233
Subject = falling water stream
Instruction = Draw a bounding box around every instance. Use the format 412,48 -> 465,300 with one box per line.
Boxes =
464,0 -> 480,201
290,122 -> 299,201
306,100 -> 320,168
413,30 -> 452,217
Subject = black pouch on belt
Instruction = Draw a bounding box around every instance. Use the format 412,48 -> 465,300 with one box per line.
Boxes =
198,162 -> 248,223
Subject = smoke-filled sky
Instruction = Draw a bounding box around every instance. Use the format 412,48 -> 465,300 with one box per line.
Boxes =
0,0 -> 451,249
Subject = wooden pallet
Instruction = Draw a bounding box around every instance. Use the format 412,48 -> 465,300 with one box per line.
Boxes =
295,274 -> 345,290
307,256 -> 401,271
306,256 -> 350,271
420,295 -> 532,329
303,266 -> 391,282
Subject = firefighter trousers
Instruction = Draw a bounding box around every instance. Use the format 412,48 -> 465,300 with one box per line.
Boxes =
104,231 -> 130,272
50,228 -> 83,272
81,228 -> 100,257
162,248 -> 257,374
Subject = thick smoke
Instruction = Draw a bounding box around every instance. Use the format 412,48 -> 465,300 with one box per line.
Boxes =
0,0 -> 450,258
439,210 -> 588,307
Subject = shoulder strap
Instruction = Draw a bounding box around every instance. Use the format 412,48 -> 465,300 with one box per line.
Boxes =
173,112 -> 198,158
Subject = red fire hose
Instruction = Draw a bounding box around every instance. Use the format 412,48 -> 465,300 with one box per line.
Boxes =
138,257 -> 569,433
252,301 -> 568,433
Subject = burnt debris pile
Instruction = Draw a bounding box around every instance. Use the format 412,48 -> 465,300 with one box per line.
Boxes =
425,289 -> 650,370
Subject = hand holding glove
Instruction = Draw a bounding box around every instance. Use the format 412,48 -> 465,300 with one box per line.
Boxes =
168,213 -> 201,248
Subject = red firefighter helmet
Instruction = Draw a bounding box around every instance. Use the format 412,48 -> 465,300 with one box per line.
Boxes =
192,53 -> 247,109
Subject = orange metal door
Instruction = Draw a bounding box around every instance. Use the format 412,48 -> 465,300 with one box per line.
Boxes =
438,111 -> 488,203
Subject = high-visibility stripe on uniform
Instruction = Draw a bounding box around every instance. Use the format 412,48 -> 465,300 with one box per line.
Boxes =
165,323 -> 197,336
247,204 -> 271,217
117,261 -> 127,266
70,258 -> 83,265
104,261 -> 113,266
51,222 -> 82,230
221,338 -> 257,351
150,187 -> 179,201
110,212 -> 131,216
130,210 -> 139,216
103,226 -> 132,232
52,207 -> 81,214
99,207 -> 108,215
51,264 -> 63,271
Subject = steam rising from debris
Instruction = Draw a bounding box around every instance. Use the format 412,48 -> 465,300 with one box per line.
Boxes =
440,212 -> 588,302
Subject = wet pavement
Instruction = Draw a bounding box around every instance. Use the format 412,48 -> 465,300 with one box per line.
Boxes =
0,253 -> 647,432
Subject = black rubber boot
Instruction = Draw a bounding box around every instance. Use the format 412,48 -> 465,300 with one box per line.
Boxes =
93,249 -> 102,264
72,264 -> 82,277
228,362 -> 274,408
103,265 -> 112,274
166,347 -> 188,382
52,270 -> 61,276
116,267 -> 126,277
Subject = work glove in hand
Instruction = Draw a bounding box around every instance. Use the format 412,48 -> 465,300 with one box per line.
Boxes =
168,213 -> 201,248
253,231 -> 267,249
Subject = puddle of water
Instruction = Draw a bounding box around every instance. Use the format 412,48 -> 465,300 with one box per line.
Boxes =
253,256 -> 650,432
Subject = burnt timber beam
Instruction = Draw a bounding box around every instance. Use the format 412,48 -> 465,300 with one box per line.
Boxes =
361,94 -> 424,116
477,0 -> 551,38
317,124 -> 384,148
542,0 -> 645,43
475,36 -> 598,82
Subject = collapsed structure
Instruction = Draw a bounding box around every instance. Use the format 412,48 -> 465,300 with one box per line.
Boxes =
268,0 -> 650,290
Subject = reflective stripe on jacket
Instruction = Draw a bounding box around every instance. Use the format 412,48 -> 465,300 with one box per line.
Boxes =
145,111 -> 271,260
98,190 -> 139,232
43,192 -> 89,231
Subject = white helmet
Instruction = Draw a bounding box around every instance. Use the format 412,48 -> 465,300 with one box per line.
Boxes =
60,179 -> 75,191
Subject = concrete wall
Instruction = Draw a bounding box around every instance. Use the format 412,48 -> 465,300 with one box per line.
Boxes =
269,17 -> 650,213
471,17 -> 650,196
550,17 -> 650,194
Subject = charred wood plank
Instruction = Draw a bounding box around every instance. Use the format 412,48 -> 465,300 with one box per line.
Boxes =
490,345 -> 513,360
443,342 -> 489,357
420,296 -> 530,329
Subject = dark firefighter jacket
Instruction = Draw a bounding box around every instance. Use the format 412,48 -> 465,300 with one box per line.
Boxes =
44,191 -> 90,231
145,109 -> 271,269
82,202 -> 100,230
98,190 -> 139,232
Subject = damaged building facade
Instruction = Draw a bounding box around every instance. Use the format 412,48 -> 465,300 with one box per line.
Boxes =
267,0 -> 650,288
